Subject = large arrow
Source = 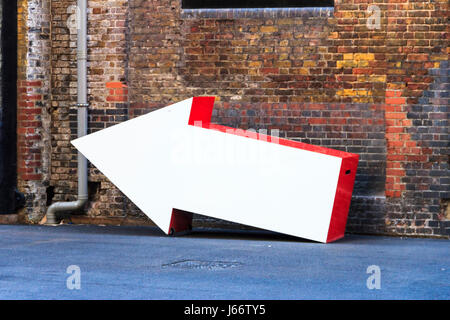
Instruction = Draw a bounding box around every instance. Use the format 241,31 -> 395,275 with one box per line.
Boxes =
72,97 -> 359,243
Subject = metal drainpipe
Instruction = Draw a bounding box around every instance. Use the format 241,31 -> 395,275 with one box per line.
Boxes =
46,0 -> 88,224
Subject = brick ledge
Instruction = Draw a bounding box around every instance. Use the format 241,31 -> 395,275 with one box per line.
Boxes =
181,7 -> 334,19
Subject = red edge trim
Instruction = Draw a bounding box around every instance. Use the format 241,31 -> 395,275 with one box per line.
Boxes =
168,209 -> 193,234
188,96 -> 356,159
326,155 -> 359,243
188,96 -> 216,126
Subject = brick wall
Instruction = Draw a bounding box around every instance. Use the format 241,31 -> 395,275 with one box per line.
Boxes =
16,0 -> 52,222
16,0 -> 449,237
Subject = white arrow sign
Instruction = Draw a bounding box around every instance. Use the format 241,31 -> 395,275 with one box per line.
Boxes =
72,97 -> 359,243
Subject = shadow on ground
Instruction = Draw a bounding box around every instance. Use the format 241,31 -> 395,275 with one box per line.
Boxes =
42,223 -> 315,243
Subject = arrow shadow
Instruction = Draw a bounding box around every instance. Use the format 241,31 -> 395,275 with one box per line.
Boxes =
185,228 -> 315,243
40,224 -> 354,243
51,224 -> 313,242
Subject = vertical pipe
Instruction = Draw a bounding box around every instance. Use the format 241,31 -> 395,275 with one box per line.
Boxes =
46,0 -> 88,224
77,0 -> 88,203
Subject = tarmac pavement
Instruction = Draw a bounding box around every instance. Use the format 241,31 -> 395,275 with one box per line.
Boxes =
0,224 -> 448,300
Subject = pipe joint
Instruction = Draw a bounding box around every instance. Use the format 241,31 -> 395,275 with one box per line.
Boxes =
45,198 -> 88,225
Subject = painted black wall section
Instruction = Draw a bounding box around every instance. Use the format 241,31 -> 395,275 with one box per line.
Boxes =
0,0 -> 19,214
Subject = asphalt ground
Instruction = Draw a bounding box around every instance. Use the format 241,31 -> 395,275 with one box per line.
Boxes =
0,224 -> 448,300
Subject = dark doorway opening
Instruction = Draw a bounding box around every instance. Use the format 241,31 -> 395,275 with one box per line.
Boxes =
0,0 -> 18,214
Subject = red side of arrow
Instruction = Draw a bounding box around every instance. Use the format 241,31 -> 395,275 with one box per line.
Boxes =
189,96 -> 215,126
188,96 -> 356,159
326,154 -> 359,243
168,209 -> 193,235
185,96 -> 359,242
